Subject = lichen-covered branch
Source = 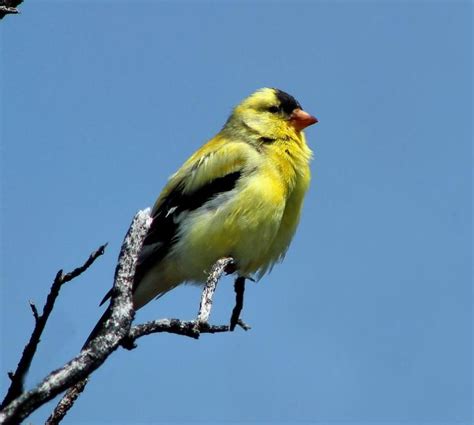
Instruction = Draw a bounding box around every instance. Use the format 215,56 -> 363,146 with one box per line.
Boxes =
1,208 -> 251,425
0,0 -> 22,19
0,210 -> 152,424
196,257 -> 235,326
45,378 -> 88,425
46,253 -> 241,423
123,319 -> 232,348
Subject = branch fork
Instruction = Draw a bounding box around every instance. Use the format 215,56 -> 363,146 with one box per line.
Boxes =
1,208 -> 250,424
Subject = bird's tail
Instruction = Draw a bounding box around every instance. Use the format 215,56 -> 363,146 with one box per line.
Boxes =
81,307 -> 112,350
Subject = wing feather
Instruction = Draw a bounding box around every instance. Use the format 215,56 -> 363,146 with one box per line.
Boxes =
134,170 -> 242,285
99,139 -> 256,306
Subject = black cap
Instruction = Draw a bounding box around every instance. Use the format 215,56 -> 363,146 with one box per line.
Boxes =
274,89 -> 302,115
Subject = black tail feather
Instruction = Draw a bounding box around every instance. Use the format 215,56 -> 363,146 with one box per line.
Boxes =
82,307 -> 112,350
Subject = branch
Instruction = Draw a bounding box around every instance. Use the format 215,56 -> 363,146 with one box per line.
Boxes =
120,260 -> 250,348
196,257 -> 234,326
0,244 -> 107,410
0,209 -> 152,424
45,379 -> 87,425
48,256 -> 240,422
1,208 -> 251,424
121,257 -> 238,350
47,316 -> 236,424
124,320 -> 231,346
0,0 -> 22,19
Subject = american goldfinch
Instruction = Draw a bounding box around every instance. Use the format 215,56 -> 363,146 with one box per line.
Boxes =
103,88 -> 317,310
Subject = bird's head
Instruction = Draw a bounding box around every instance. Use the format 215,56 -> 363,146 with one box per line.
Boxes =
223,88 -> 317,141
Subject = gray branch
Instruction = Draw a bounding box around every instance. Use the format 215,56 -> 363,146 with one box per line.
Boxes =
1,208 -> 250,425
0,210 -> 152,424
47,255 -> 237,424
0,0 -> 22,19
196,257 -> 235,326
45,378 -> 88,425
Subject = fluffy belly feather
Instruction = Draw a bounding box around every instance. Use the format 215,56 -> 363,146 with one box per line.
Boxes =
132,173 -> 288,308
172,175 -> 286,279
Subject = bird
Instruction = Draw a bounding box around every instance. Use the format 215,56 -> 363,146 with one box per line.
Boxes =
101,87 -> 317,312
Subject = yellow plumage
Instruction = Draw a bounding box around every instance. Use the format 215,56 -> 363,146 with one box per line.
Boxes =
131,88 -> 317,309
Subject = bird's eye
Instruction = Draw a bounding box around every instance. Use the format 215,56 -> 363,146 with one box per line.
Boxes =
268,105 -> 279,113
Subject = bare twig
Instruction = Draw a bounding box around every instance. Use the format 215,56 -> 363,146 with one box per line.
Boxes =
0,0 -> 22,19
196,257 -> 234,326
1,208 -> 252,424
121,257 -> 235,350
45,379 -> 88,425
0,244 -> 107,410
119,258 -> 250,347
44,209 -> 153,425
28,301 -> 39,323
47,233 -> 236,423
0,209 -> 151,424
230,276 -> 246,331
122,319 -> 231,349
0,6 -> 18,16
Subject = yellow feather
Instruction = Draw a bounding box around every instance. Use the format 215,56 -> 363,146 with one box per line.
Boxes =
132,88 -> 316,309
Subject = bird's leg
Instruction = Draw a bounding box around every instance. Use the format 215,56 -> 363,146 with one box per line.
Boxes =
230,276 -> 249,331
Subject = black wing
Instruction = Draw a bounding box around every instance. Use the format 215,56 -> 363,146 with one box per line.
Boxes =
99,171 -> 242,306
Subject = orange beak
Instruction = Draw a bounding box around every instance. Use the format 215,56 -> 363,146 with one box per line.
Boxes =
290,108 -> 318,131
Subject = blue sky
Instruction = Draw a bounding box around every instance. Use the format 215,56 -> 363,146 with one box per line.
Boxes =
1,1 -> 472,424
